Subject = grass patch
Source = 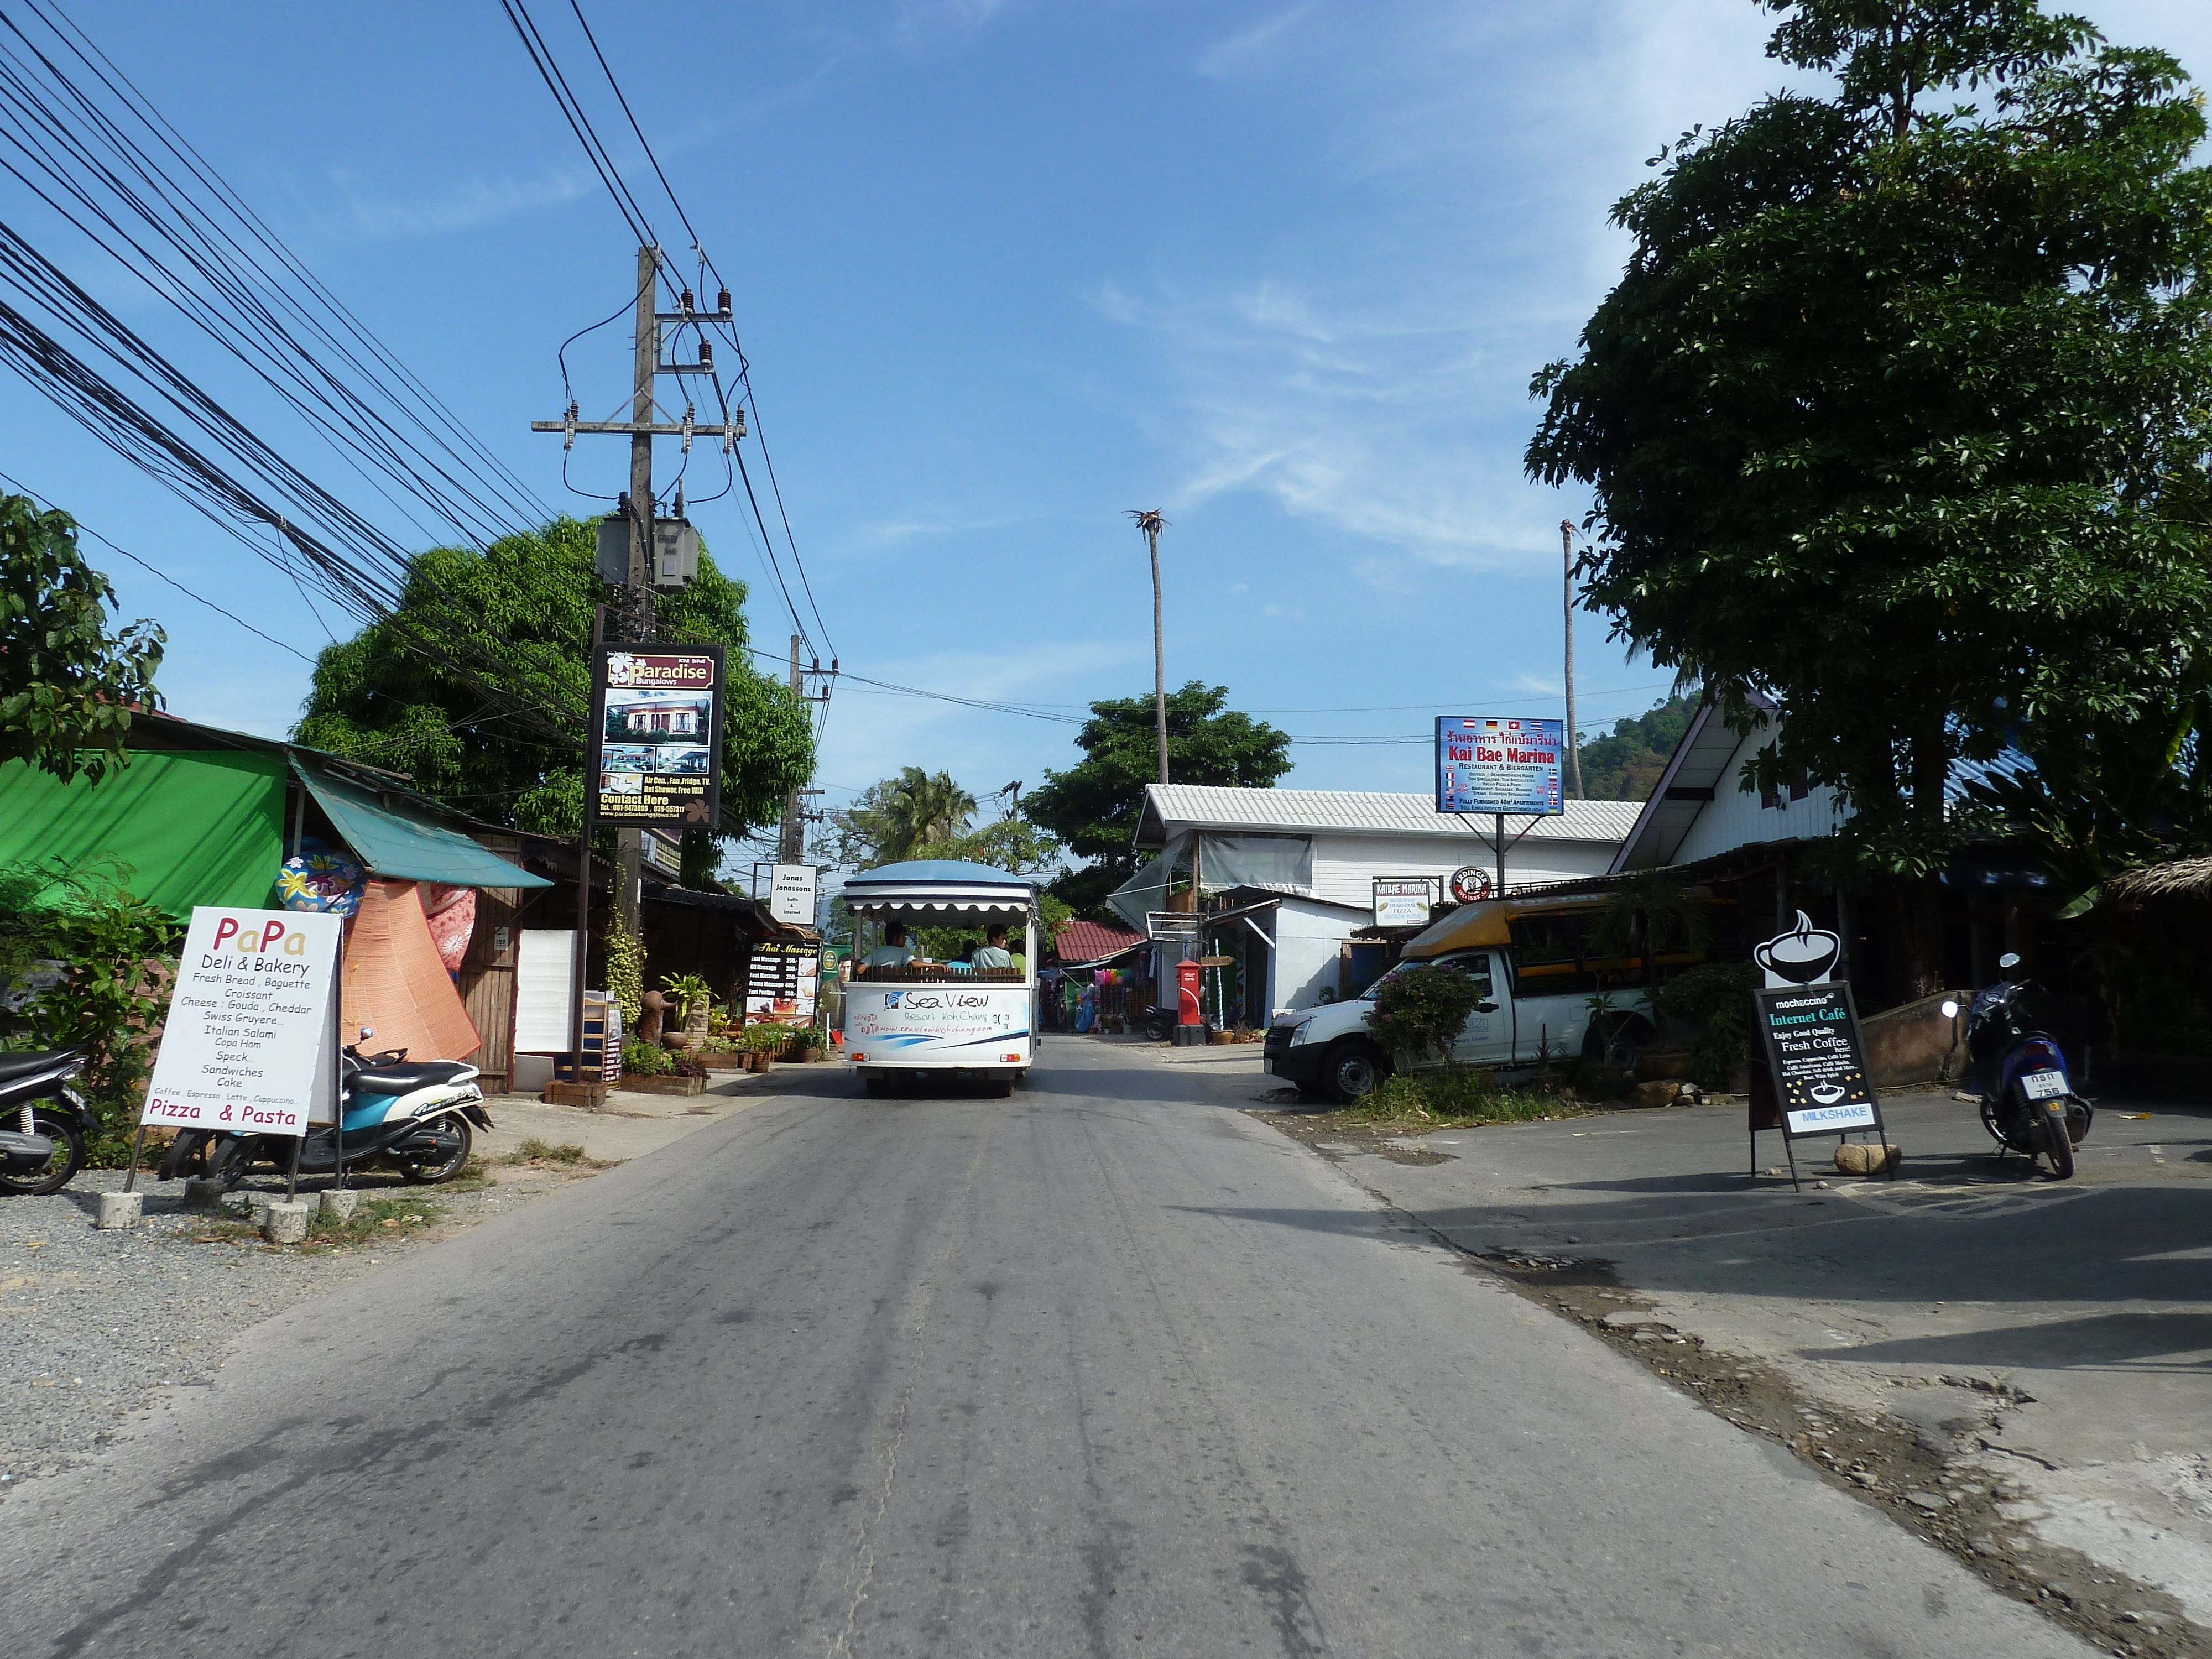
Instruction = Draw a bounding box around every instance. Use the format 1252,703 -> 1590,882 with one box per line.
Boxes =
510,1138 -> 588,1164
306,1195 -> 443,1247
172,1194 -> 445,1250
1339,1066 -> 1579,1129
491,1139 -> 616,1171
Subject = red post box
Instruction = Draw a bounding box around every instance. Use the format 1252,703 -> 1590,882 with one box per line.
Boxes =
1176,959 -> 1203,1026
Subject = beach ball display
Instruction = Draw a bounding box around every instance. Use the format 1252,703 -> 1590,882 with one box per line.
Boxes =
278,844 -> 367,917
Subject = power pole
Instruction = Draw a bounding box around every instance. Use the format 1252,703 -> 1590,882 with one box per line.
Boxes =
1128,509 -> 1169,785
779,634 -> 804,864
1561,518 -> 1583,800
533,245 -> 743,941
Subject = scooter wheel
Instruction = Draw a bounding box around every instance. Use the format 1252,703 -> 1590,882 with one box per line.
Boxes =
210,1135 -> 257,1189
2042,1108 -> 2075,1179
0,1108 -> 85,1195
400,1114 -> 473,1185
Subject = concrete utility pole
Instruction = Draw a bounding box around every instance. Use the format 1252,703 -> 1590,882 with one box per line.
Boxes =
1561,518 -> 1583,801
779,634 -> 804,864
1128,509 -> 1170,785
533,244 -> 744,940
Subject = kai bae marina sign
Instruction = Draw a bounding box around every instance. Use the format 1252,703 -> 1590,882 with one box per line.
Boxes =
1435,716 -> 1565,895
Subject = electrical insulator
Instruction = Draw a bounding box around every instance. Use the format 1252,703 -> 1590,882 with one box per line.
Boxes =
698,340 -> 714,369
717,288 -> 731,315
680,288 -> 695,313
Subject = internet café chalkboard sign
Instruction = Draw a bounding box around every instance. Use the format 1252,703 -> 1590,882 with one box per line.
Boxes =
1747,914 -> 1892,1188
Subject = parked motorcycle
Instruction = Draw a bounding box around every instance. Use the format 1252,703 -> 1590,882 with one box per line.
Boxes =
158,1028 -> 492,1190
0,1049 -> 95,1196
1136,1004 -> 1180,1042
1947,953 -> 2091,1179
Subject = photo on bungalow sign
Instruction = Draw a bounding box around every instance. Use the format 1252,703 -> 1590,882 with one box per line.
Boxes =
589,645 -> 725,826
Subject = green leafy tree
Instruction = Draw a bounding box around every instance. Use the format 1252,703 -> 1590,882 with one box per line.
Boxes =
1577,695 -> 1699,801
1024,681 -> 1292,916
1526,0 -> 2212,993
1,495 -> 164,783
294,517 -> 814,859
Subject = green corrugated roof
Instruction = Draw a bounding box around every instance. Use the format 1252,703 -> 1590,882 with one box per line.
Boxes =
0,750 -> 286,918
290,760 -> 551,889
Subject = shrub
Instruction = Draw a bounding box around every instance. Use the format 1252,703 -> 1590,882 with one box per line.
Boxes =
1367,962 -> 1485,1061
620,1036 -> 673,1076
1653,961 -> 1760,1088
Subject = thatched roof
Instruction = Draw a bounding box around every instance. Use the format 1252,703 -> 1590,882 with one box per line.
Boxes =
2106,859 -> 2212,900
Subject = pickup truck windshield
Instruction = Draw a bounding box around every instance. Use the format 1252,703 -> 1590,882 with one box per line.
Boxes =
1361,954 -> 1486,1001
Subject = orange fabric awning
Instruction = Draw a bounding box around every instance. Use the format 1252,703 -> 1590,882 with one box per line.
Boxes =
341,879 -> 481,1061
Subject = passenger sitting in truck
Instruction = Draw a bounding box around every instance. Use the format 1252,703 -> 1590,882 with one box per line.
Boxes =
971,926 -> 1014,971
863,922 -> 913,973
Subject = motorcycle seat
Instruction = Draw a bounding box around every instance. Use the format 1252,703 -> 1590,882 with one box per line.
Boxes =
0,1050 -> 75,1083
349,1060 -> 476,1094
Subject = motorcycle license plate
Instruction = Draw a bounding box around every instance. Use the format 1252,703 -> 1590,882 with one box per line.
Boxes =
2022,1071 -> 2067,1101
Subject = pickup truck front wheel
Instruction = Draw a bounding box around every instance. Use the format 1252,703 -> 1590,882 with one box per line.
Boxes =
1324,1041 -> 1391,1104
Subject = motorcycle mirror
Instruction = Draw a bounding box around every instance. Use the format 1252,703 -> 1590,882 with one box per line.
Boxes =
1997,953 -> 2021,971
1939,1000 -> 1960,1019
358,1025 -> 375,1039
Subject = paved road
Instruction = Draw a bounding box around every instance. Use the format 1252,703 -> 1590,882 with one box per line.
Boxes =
0,1039 -> 2086,1657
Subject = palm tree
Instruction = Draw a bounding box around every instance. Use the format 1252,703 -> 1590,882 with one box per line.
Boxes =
880,768 -> 977,861
1127,509 -> 1169,786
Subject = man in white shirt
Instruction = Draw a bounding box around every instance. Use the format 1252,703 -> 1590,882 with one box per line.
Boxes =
864,922 -> 913,971
970,925 -> 1014,971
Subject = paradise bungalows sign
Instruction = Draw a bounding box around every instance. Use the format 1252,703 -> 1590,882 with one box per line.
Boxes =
142,907 -> 342,1137
588,645 -> 726,827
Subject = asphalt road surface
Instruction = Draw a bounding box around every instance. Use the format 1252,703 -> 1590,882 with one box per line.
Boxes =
0,1039 -> 2088,1657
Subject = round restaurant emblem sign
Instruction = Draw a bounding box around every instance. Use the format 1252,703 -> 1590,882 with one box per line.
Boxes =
1450,866 -> 1492,904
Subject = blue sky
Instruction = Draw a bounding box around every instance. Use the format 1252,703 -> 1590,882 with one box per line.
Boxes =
6,0 -> 2208,844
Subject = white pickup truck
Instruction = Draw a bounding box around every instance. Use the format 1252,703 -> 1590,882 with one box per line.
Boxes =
1262,890 -> 1700,1102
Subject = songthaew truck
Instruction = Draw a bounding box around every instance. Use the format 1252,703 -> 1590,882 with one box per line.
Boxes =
1262,888 -> 1720,1103
839,859 -> 1039,1098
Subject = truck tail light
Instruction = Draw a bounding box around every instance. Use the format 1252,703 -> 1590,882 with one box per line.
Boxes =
1002,1052 -> 1020,1062
849,1052 -> 865,1062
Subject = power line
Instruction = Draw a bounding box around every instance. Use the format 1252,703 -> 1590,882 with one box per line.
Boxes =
0,462 -> 315,664
554,0 -> 836,659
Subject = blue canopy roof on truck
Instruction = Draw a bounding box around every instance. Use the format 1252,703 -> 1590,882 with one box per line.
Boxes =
842,860 -> 1035,919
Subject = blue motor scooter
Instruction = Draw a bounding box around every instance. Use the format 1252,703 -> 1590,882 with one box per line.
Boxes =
1948,953 -> 2091,1180
160,1027 -> 492,1189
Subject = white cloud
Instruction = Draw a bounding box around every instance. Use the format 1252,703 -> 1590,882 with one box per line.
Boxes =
890,0 -> 1013,50
1091,1 -> 1812,577
331,168 -> 597,241
1197,2 -> 1321,80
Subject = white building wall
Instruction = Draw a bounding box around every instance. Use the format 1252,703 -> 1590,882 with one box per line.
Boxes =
1266,896 -> 1361,1013
1305,831 -> 1620,910
1672,733 -> 1845,864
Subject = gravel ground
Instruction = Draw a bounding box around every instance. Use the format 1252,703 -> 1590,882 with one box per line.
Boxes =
0,1160 -> 594,1498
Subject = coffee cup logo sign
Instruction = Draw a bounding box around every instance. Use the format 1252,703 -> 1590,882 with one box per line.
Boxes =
1754,910 -> 1841,989
142,906 -> 342,1138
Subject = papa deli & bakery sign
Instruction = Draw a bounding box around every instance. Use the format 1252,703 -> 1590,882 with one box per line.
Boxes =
142,907 -> 341,1136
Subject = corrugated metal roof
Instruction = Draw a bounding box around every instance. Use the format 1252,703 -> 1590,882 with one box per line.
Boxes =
1139,786 -> 1641,846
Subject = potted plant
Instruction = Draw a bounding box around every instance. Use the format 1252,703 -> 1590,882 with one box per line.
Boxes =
661,972 -> 715,1045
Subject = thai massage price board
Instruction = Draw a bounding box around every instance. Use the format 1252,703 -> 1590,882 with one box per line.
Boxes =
745,940 -> 818,1023
143,907 -> 342,1138
588,644 -> 726,827
1751,982 -> 1884,1136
